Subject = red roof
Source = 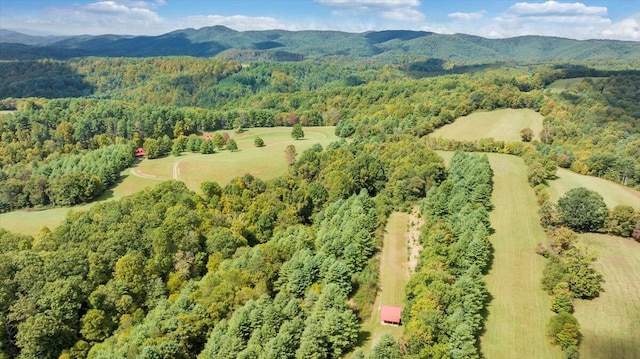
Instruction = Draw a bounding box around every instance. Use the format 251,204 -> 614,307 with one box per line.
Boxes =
134,148 -> 145,157
380,305 -> 402,324
202,134 -> 213,140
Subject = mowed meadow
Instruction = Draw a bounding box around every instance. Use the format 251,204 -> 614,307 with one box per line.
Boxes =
547,169 -> 640,359
435,108 -> 640,359
0,126 -> 338,235
429,108 -> 544,142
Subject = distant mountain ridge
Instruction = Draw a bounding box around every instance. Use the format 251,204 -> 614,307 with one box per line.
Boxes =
1,26 -> 639,62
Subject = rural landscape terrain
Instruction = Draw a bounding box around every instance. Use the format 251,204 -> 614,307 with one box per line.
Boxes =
1,15 -> 640,359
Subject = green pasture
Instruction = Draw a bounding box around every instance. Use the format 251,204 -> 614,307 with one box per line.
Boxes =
477,153 -> 560,358
573,233 -> 640,359
547,166 -> 640,358
548,168 -> 640,209
360,212 -> 409,350
546,77 -> 605,94
0,126 -> 338,236
429,108 -> 544,142
135,126 -> 338,191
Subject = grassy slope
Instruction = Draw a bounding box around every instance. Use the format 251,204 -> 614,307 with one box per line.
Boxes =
0,126 -> 338,236
360,212 -> 409,349
574,234 -> 640,359
136,126 -> 338,191
547,168 -> 640,208
438,151 -> 560,358
429,108 -> 544,142
547,168 -> 640,359
0,167 -> 158,236
546,77 -> 605,94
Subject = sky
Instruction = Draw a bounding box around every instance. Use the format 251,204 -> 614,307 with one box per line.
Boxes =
0,0 -> 638,41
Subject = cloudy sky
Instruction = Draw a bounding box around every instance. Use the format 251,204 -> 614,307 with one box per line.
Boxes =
1,0 -> 638,40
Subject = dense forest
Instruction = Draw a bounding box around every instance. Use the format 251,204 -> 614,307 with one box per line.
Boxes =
1,29 -> 640,358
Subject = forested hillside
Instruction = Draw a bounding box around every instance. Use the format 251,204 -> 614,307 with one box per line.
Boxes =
2,26 -> 640,62
0,28 -> 639,358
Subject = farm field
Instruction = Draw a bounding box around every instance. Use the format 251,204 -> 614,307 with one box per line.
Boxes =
0,126 -> 338,236
546,168 -> 640,359
547,168 -> 640,208
360,212 -> 410,349
573,233 -> 640,359
134,126 -> 339,191
429,108 -> 543,142
438,151 -> 559,358
479,153 -> 560,359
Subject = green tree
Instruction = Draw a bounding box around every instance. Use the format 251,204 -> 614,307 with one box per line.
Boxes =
291,124 -> 304,140
558,187 -> 608,232
367,333 -> 401,359
254,136 -> 265,147
547,313 -> 580,350
606,205 -> 638,237
520,128 -> 534,142
285,145 -> 297,165
227,139 -> 238,152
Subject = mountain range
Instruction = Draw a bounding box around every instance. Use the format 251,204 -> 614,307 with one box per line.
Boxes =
1,26 -> 639,62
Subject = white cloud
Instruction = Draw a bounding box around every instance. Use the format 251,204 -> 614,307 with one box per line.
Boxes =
602,14 -> 640,41
183,15 -> 287,31
315,0 -> 424,22
448,11 -> 486,21
509,1 -> 607,16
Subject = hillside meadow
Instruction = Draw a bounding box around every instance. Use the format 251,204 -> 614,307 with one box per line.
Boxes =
546,166 -> 640,359
429,108 -> 543,142
0,126 -> 338,235
438,151 -> 560,358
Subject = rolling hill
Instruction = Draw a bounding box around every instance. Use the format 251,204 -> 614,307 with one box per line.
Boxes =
1,26 -> 639,62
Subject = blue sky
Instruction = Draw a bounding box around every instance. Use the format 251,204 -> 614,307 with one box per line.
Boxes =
1,0 -> 638,40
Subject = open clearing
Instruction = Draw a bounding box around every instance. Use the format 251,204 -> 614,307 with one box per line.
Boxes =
360,212 -> 410,349
429,108 -> 543,142
134,126 -> 338,191
546,77 -> 605,94
547,168 -> 640,209
439,151 -> 559,357
573,234 -> 640,359
463,153 -> 560,358
0,126 -> 337,236
547,168 -> 640,358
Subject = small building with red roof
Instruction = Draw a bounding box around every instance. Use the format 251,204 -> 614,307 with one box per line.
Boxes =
380,305 -> 402,325
134,148 -> 145,157
202,134 -> 213,140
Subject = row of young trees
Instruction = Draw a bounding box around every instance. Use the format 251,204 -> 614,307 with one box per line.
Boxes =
402,152 -> 494,358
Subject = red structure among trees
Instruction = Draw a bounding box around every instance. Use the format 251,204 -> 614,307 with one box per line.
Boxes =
134,148 -> 145,157
380,305 -> 402,325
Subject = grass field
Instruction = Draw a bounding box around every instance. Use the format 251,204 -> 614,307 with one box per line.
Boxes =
546,167 -> 640,359
135,126 -> 339,191
429,108 -> 544,142
0,167 -> 159,236
0,126 -> 338,236
573,234 -> 640,359
546,77 -> 605,94
547,168 -> 640,208
360,212 -> 410,349
438,151 -> 561,358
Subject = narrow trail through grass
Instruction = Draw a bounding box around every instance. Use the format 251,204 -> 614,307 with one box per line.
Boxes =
360,212 -> 410,350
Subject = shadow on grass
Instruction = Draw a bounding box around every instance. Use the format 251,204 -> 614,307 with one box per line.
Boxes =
355,330 -> 372,347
